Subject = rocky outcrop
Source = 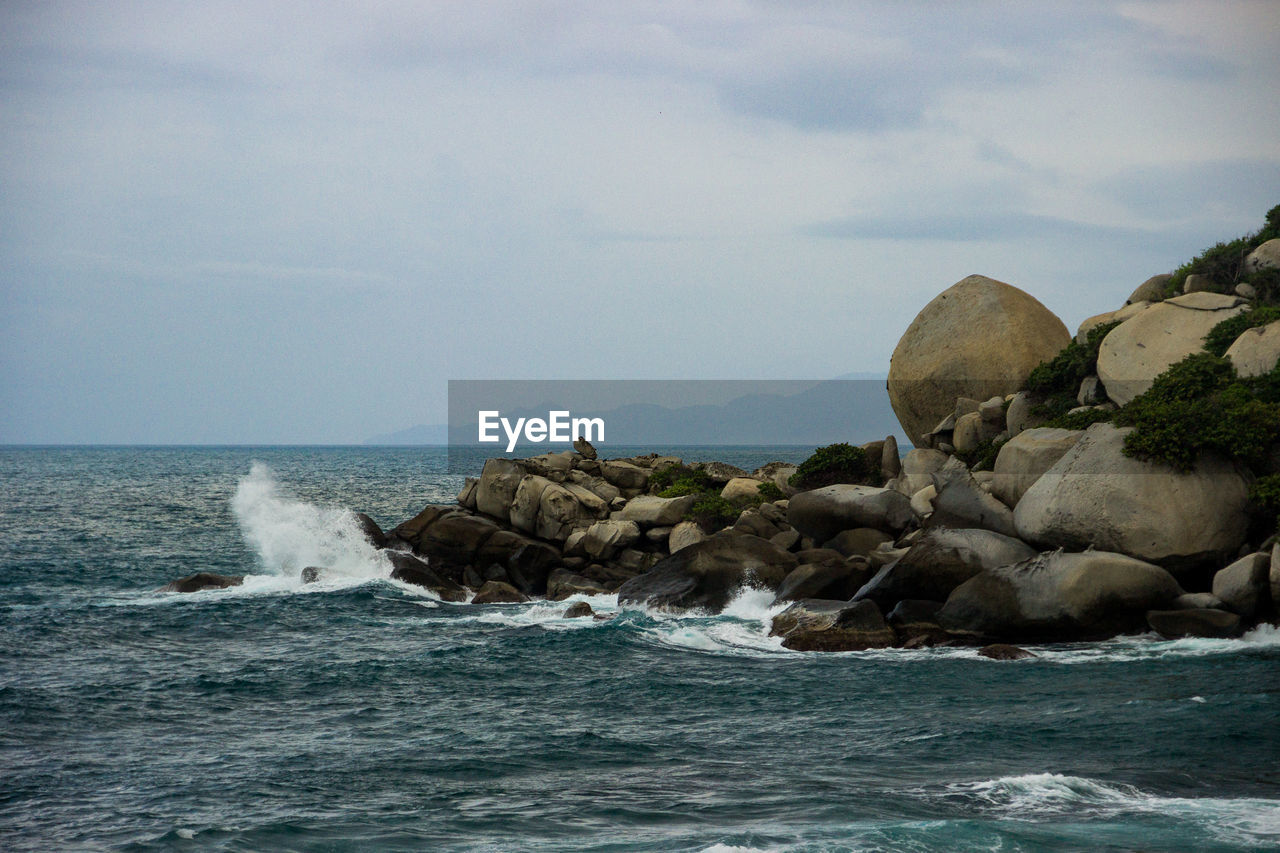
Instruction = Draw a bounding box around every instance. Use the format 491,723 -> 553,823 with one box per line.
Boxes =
787,484 -> 914,542
772,558 -> 869,605
939,549 -> 1182,641
1212,552 -> 1272,620
853,527 -> 1037,610
1096,292 -> 1249,406
927,459 -> 1017,538
1245,238 -> 1280,274
617,534 -> 798,613
1146,608 -> 1242,639
1126,274 -> 1171,304
887,274 -> 1070,444
769,599 -> 896,652
387,551 -> 468,601
1013,423 -> 1250,572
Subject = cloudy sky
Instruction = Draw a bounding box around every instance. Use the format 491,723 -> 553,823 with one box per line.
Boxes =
2,1 -> 1278,443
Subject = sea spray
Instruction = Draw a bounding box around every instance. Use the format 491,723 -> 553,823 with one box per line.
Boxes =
231,462 -> 390,580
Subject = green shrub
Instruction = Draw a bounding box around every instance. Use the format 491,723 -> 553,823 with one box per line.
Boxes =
1043,406 -> 1116,431
788,443 -> 876,490
653,466 -> 712,498
1164,205 -> 1280,299
1115,353 -> 1280,471
954,436 -> 1005,472
1203,305 -> 1280,357
1248,473 -> 1280,533
1026,320 -> 1121,419
757,481 -> 785,502
687,494 -> 741,533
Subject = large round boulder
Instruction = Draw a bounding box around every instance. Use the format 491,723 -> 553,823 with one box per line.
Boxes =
1096,292 -> 1249,406
616,533 -> 799,613
938,549 -> 1183,641
887,275 -> 1070,444
1224,321 -> 1280,378
990,427 -> 1083,509
787,484 -> 914,542
1013,423 -> 1250,572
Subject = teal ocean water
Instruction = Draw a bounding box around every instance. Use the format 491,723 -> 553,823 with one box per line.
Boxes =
2,446 -> 1278,852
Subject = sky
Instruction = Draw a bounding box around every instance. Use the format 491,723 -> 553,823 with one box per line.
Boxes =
2,1 -> 1278,444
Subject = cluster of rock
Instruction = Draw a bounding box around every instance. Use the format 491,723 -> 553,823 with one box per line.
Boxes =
164,244 -> 1280,652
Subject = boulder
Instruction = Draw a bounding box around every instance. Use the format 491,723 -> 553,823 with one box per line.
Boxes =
471,580 -> 529,604
1146,608 -> 1242,639
978,643 -> 1036,660
599,460 -> 650,491
617,534 -> 798,613
1245,238 -> 1280,274
990,427 -> 1083,509
696,461 -> 749,484
572,436 -> 598,459
1236,282 -> 1257,299
1175,592 -> 1228,610
1211,552 -> 1271,619
721,477 -> 765,502
770,599 -> 896,652
1224,321 -> 1280,378
952,411 -> 1000,454
881,435 -> 901,479
393,504 -> 457,544
928,459 -> 1018,538
788,484 -> 914,542
581,519 -> 642,561
1096,292 -> 1249,406
300,566 -> 323,584
387,551 -> 467,602
1127,274 -> 1171,304
823,527 -> 891,558
1075,301 -> 1150,345
853,527 -> 1038,610
475,458 -> 530,522
457,477 -> 479,510
1013,423 -> 1250,571
477,532 -> 560,595
563,601 -> 595,618
1182,273 -> 1214,294
509,475 -> 555,533
163,572 -> 244,593
1273,543 -> 1280,610
1004,391 -> 1043,437
536,483 -> 590,541
668,520 -> 706,554
618,494 -> 697,527
892,448 -> 950,495
354,512 -> 387,549
887,599 -> 947,644
772,560 -> 869,605
910,485 -> 936,518
546,568 -> 610,601
416,513 -> 499,572
938,549 -> 1182,641
887,274 -> 1070,444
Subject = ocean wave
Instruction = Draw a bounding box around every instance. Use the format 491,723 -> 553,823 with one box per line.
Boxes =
944,772 -> 1280,845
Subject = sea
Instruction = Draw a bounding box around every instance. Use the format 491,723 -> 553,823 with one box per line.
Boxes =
2,445 -> 1278,852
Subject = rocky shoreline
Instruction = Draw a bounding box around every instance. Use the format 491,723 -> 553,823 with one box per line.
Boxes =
168,226 -> 1280,654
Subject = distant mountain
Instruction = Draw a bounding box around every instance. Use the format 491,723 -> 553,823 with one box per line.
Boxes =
363,423 -> 449,445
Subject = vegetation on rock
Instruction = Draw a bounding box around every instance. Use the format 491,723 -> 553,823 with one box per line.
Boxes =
1203,305 -> 1280,357
1164,204 -> 1280,299
788,443 -> 878,490
757,481 -> 785,502
1026,320 -> 1120,420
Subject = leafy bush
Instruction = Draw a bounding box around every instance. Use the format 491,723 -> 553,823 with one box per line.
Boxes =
1115,353 -> 1280,471
788,443 -> 876,490
954,436 -> 1005,472
1026,320 -> 1121,419
687,494 -> 742,533
652,466 -> 712,498
757,481 -> 785,502
1043,406 -> 1116,431
1164,205 -> 1280,300
1203,305 -> 1280,357
1248,473 -> 1280,533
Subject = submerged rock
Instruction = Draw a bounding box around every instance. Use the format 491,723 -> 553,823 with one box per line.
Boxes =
387,551 -> 467,602
770,598 -> 896,652
163,572 -> 244,593
1146,608 -> 1242,639
471,580 -> 529,604
617,534 -> 797,613
978,643 -> 1036,660
563,601 -> 594,618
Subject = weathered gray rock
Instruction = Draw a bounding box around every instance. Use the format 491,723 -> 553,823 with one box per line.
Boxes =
546,568 -> 610,601
853,527 -> 1038,610
721,477 -> 765,502
1245,238 -> 1280,274
618,494 -> 697,527
1236,282 -> 1257,300
1013,423 -> 1250,569
563,600 -> 594,618
300,566 -> 323,584
535,484 -> 591,541
1004,391 -> 1043,437
1182,273 -> 1214,294
617,534 -> 798,613
881,435 -> 901,479
475,458 -> 530,522
581,519 -> 642,560
573,436 -> 598,459
668,520 -> 706,554
600,460 -> 650,491
1212,552 -> 1271,619
477,532 -> 560,595
509,475 -> 554,533
788,484 -> 915,541
163,572 -> 244,593
952,411 -> 1000,454
1147,608 -> 1242,639
696,461 -> 749,484
910,484 -> 936,518
1096,292 -> 1249,406
886,599 -> 947,644
1076,301 -> 1151,345
928,459 -> 1018,538
1127,274 -> 1171,304
772,560 -> 869,605
887,274 -> 1070,444
823,527 -> 892,557
1273,543 -> 1280,610
471,580 -> 529,604
938,549 -> 1182,641
893,448 -> 949,495
1224,321 -> 1280,378
354,513 -> 387,549
990,427 -> 1083,509
770,599 -> 895,652
387,551 -> 468,602
457,477 -> 479,510
1175,592 -> 1228,610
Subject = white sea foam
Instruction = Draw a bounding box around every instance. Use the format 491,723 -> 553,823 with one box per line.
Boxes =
231,462 -> 390,583
627,585 -> 792,658
448,593 -> 620,629
949,773 -> 1280,844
